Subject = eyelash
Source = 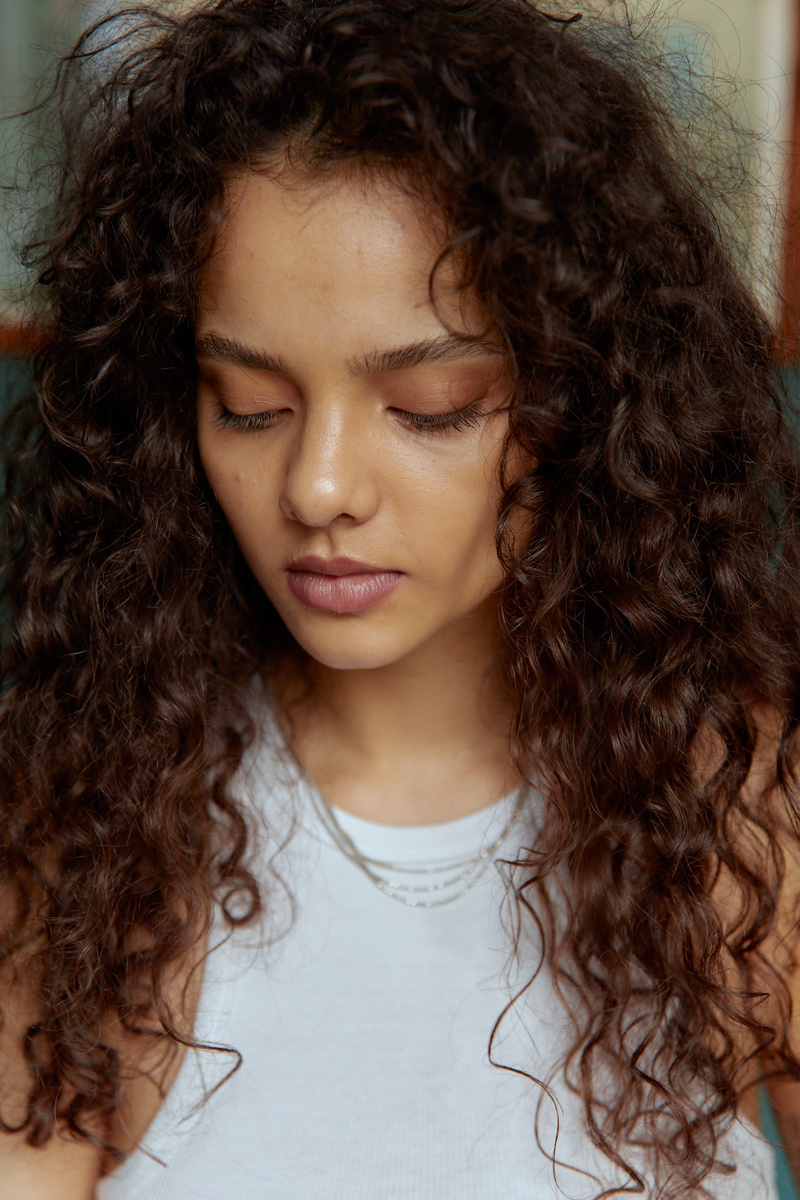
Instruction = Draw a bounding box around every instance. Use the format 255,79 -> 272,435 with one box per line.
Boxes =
396,402 -> 485,434
212,400 -> 487,435
213,405 -> 281,432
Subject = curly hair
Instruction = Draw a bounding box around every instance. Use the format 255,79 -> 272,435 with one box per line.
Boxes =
2,0 -> 800,1193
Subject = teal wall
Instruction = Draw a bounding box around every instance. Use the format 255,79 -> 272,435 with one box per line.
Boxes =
0,353 -> 32,493
0,352 -> 31,408
762,1089 -> 799,1200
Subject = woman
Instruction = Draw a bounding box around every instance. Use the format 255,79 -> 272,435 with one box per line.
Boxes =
0,1 -> 798,1196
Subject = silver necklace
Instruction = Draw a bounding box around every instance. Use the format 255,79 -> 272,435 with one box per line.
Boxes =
305,781 -> 529,908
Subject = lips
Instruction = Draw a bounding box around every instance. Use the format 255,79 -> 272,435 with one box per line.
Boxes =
285,556 -> 404,614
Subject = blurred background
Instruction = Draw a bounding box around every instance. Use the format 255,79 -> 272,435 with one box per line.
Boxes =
0,3 -> 799,1194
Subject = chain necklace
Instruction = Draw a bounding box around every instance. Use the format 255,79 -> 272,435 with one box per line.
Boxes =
305,780 -> 529,908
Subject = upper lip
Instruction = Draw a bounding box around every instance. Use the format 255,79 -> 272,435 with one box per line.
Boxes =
287,555 -> 396,576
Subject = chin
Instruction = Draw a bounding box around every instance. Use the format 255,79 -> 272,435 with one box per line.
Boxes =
280,613 -> 425,672
294,635 -> 414,673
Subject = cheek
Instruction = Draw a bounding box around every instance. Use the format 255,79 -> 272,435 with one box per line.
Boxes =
197,433 -> 275,536
196,418 -> 226,496
408,444 -> 503,574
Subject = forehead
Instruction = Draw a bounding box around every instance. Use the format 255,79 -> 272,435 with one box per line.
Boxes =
198,166 -> 487,352
215,164 -> 445,270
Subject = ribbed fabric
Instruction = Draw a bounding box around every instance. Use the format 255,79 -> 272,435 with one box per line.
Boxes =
96,721 -> 778,1200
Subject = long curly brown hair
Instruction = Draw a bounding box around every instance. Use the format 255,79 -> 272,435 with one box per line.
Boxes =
2,0 -> 800,1193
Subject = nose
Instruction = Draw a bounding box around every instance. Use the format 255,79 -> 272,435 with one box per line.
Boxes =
278,400 -> 380,528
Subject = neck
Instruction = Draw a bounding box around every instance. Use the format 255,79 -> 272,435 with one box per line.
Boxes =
274,601 -> 518,825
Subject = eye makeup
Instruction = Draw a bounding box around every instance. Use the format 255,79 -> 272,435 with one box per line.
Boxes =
210,396 -> 489,436
393,400 -> 487,435
212,404 -> 284,432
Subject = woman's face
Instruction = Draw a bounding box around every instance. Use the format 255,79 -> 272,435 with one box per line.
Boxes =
195,167 -> 513,671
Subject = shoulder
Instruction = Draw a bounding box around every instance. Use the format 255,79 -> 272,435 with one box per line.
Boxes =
701,704 -> 800,1162
700,703 -> 799,958
0,1138 -> 101,1200
102,926 -> 209,1174
690,706 -> 798,1034
0,905 -> 209,1197
0,920 -> 101,1200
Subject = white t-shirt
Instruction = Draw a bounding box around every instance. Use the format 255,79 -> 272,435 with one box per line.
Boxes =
96,717 -> 778,1200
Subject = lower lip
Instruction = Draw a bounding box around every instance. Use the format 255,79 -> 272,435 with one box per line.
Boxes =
285,569 -> 404,613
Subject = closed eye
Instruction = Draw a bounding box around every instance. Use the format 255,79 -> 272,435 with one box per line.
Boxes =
212,403 -> 285,432
211,398 -> 488,434
394,400 -> 486,435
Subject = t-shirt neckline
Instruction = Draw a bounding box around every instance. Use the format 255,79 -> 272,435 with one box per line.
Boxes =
260,682 -> 528,864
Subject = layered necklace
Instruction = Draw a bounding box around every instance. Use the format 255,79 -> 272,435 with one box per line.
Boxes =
304,779 -> 529,908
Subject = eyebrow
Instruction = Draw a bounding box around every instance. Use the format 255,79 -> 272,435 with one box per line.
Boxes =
194,331 -> 502,378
